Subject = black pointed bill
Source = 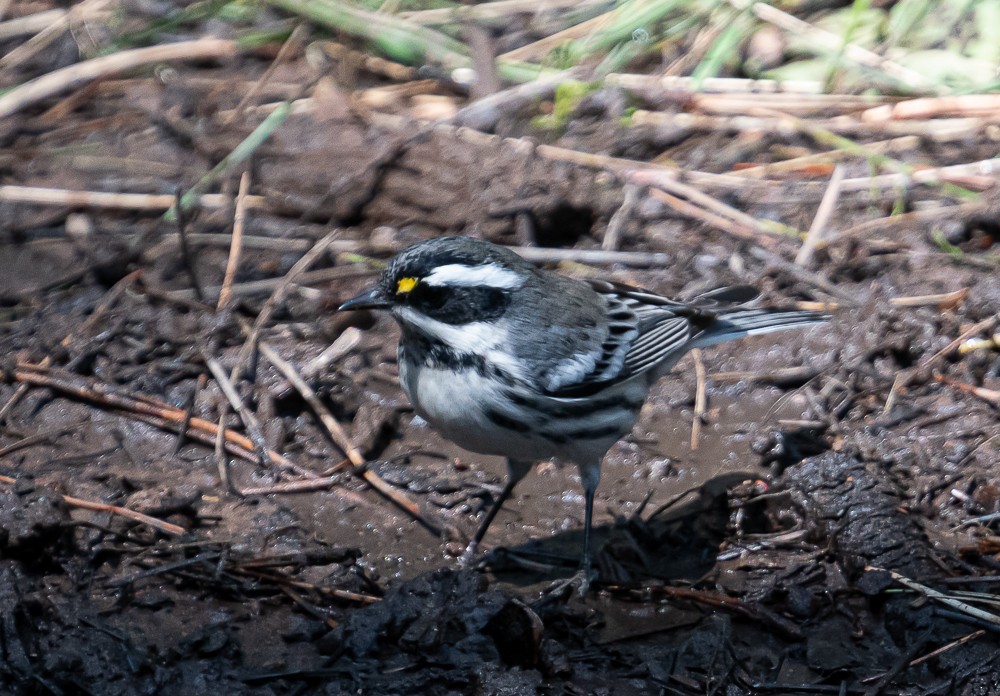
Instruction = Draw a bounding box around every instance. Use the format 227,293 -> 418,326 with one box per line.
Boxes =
339,286 -> 391,311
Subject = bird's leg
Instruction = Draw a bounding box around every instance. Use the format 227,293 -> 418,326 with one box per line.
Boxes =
582,486 -> 595,580
568,460 -> 602,595
460,458 -> 532,567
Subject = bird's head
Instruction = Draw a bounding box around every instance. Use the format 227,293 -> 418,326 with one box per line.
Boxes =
338,237 -> 532,327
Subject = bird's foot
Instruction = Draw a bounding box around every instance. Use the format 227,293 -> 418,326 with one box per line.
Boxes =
537,566 -> 597,604
458,540 -> 480,569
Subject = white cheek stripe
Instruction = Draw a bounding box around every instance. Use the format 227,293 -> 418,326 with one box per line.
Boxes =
422,263 -> 524,289
396,308 -> 499,353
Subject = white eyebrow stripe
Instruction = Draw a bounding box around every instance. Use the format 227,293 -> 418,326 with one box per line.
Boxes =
422,263 -> 524,289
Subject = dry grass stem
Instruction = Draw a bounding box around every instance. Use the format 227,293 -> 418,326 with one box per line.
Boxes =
0,8 -> 65,41
864,95 -> 1000,122
204,357 -> 274,469
747,2 -> 930,91
0,0 -> 112,73
606,72 -> 824,95
218,171 -> 252,311
0,38 -> 238,119
795,165 -> 844,266
0,474 -> 186,536
732,136 -> 919,179
0,185 -> 264,211
630,110 -> 986,142
399,0 -> 600,24
258,341 -> 425,521
690,349 -> 707,450
498,7 -> 614,62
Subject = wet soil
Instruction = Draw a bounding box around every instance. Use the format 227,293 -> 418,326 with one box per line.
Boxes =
2,7 -> 1000,695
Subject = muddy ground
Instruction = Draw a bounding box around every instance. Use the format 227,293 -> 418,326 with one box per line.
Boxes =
2,4 -> 1000,695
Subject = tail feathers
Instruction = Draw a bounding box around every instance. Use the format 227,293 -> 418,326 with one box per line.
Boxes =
692,308 -> 829,348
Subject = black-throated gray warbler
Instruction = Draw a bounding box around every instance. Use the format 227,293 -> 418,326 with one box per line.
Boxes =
340,236 -> 827,586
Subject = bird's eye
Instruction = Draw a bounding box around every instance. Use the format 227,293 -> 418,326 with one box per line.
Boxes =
410,284 -> 449,311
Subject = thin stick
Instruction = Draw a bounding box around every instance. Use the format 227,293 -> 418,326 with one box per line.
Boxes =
258,341 -> 427,524
204,356 -> 274,468
0,38 -> 238,118
399,0 -> 601,24
0,9 -> 65,41
629,109 -> 984,142
908,630 -> 985,668
0,185 -> 265,211
214,400 -> 234,494
9,362 -> 317,479
0,426 -> 78,458
795,165 -> 844,266
690,349 -> 707,450
864,95 -> 1000,122
0,474 -> 185,536
747,2 -> 930,91
235,230 -> 341,375
870,566 -> 1000,626
223,22 -> 308,126
934,375 -> 1000,408
497,7 -> 614,62
166,265 -> 374,302
648,188 -> 759,243
602,184 -> 639,252
607,72 -> 824,95
218,170 -> 251,311
0,0 -> 112,73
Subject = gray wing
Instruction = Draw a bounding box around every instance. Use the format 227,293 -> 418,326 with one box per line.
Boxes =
541,280 -> 738,397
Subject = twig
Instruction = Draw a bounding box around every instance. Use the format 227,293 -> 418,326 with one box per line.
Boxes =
315,40 -> 416,81
745,2 -> 931,92
749,247 -> 860,305
833,201 -> 985,245
648,188 -> 759,243
173,189 -> 205,303
0,38 -> 238,118
607,72 -> 824,95
235,567 -> 379,604
204,356 -> 274,469
8,362 -> 318,479
864,95 -> 1000,121
602,184 -> 639,252
235,230 -> 341,376
214,400 -> 234,494
0,474 -> 185,536
795,165 -> 844,266
731,136 -> 919,179
218,171 -> 251,311
258,341 -> 429,527
165,265 -> 374,303
907,630 -> 985,668
0,9 -> 65,41
869,566 -> 1000,626
0,426 -> 78,459
934,375 -> 1000,408
165,102 -> 292,222
497,6 -> 614,62
630,110 -> 982,141
0,0 -> 111,73
0,185 -> 265,211
302,327 -> 362,380
690,349 -> 706,450
223,23 -> 309,126
399,0 -> 601,24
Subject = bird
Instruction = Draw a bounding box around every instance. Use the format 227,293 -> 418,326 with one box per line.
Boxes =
339,236 -> 828,588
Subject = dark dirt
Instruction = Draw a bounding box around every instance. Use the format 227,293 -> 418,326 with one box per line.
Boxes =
2,5 -> 1000,695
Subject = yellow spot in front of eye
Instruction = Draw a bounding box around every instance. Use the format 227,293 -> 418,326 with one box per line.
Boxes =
396,277 -> 418,294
